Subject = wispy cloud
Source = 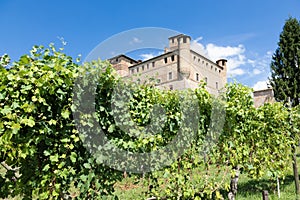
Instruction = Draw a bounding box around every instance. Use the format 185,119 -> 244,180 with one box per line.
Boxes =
129,37 -> 142,45
139,51 -> 164,61
190,38 -> 207,56
194,36 -> 203,43
191,38 -> 247,77
247,51 -> 272,76
252,68 -> 262,75
191,36 -> 275,80
253,80 -> 270,90
140,53 -> 155,60
229,68 -> 245,76
206,44 -> 245,60
214,33 -> 257,44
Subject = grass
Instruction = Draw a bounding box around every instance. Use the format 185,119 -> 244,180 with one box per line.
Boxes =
1,164 -> 299,200
235,174 -> 298,200
111,169 -> 299,200
233,152 -> 300,200
1,155 -> 300,199
111,156 -> 300,200
113,176 -> 149,199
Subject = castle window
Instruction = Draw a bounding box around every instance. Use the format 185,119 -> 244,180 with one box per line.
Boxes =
168,72 -> 173,80
183,37 -> 187,43
164,57 -> 168,64
116,58 -> 118,62
131,69 -> 134,74
142,65 -> 144,71
211,65 -> 213,70
137,67 -> 139,72
204,77 -> 208,83
196,73 -> 199,81
219,70 -> 221,73
215,68 -> 217,72
198,58 -> 200,63
194,56 -> 196,61
171,55 -> 175,61
152,62 -> 155,67
216,82 -> 219,89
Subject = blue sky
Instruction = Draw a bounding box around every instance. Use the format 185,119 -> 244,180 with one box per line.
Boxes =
1,0 -> 300,90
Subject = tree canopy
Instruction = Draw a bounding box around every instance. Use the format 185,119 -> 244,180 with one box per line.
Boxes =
270,17 -> 300,107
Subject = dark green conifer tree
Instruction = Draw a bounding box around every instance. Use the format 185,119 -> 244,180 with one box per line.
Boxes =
270,17 -> 300,107
270,17 -> 300,199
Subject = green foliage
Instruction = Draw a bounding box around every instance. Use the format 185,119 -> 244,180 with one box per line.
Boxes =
291,105 -> 300,137
0,45 -> 122,199
0,54 -> 11,69
269,17 -> 300,197
219,83 -> 293,179
0,44 -> 297,199
270,17 -> 300,107
145,83 -> 294,199
144,86 -> 222,199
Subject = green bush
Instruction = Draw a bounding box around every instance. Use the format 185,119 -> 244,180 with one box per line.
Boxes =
0,45 -> 297,199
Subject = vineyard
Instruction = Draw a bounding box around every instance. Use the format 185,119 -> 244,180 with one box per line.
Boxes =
0,45 -> 300,199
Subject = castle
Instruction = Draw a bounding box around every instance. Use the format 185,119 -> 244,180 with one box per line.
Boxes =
108,34 -> 227,95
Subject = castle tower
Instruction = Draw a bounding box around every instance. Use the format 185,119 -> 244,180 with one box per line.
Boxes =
216,59 -> 227,87
168,34 -> 191,80
108,55 -> 138,77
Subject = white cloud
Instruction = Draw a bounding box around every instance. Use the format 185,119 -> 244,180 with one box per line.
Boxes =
194,36 -> 203,43
140,53 -> 156,60
247,59 -> 255,65
247,51 -> 272,77
139,51 -> 164,61
206,43 -> 245,62
129,37 -> 142,45
227,55 -> 246,69
190,39 -> 207,56
190,36 -> 276,80
207,45 -> 247,77
253,80 -> 270,91
253,68 -> 262,75
267,51 -> 273,56
229,68 -> 245,76
191,38 -> 247,77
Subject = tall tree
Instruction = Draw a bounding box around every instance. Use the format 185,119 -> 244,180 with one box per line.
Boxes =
270,17 -> 300,107
270,17 -> 300,199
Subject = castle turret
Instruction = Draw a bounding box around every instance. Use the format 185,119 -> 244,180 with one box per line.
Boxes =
216,59 -> 227,86
168,34 -> 191,79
